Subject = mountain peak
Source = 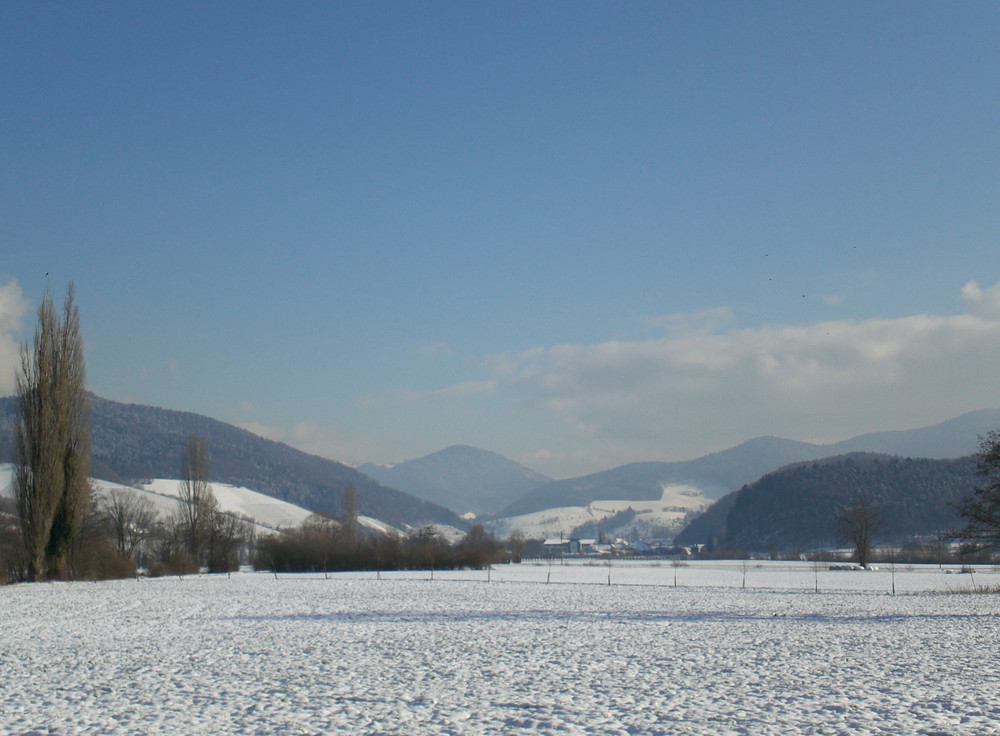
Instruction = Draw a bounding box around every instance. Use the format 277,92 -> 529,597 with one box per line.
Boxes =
359,446 -> 551,516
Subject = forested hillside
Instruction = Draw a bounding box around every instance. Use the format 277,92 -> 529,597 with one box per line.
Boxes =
684,453 -> 979,553
674,492 -> 739,548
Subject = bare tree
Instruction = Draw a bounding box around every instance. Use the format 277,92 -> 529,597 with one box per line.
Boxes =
177,434 -> 217,563
954,430 -> 1000,553
836,502 -> 881,569
104,487 -> 158,561
456,524 -> 504,568
739,552 -> 751,589
207,511 -> 252,573
508,530 -> 525,563
14,284 -> 90,580
148,517 -> 198,576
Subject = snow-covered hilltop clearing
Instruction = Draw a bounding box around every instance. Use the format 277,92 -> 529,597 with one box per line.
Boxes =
0,464 -> 396,537
131,478 -> 313,532
487,483 -> 710,541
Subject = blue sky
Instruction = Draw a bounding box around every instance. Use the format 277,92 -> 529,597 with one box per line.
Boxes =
2,2 -> 999,478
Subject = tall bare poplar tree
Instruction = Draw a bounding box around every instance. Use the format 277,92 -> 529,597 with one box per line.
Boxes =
178,433 -> 217,562
14,284 -> 91,581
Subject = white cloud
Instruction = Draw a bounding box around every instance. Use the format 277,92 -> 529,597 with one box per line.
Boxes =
0,280 -> 29,396
961,280 -> 1000,319
245,281 -> 1000,478
518,448 -> 552,465
485,283 -> 1000,467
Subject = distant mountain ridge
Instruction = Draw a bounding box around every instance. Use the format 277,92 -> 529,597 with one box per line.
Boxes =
4,392 -> 996,543
0,395 -> 466,532
499,436 -> 821,518
359,445 -> 552,516
499,409 -> 1000,519
823,410 -> 1000,458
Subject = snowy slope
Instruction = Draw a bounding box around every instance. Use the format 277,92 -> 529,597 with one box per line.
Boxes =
487,483 -> 710,540
139,478 -> 314,530
0,464 -> 396,536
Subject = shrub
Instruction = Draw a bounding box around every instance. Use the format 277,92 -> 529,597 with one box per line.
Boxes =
72,536 -> 137,581
147,550 -> 199,577
253,522 -> 510,573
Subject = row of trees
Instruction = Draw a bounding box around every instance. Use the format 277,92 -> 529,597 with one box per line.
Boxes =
253,519 -> 509,574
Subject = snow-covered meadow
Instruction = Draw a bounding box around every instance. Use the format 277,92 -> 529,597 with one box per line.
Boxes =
2,561 -> 999,735
487,483 -> 711,541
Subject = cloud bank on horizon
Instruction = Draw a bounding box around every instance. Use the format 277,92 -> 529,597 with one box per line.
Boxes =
232,278 -> 1000,478
475,279 -> 1000,474
2,277 -> 1000,478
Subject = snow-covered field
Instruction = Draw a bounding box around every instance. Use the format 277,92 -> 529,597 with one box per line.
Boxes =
3,561 -> 999,735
